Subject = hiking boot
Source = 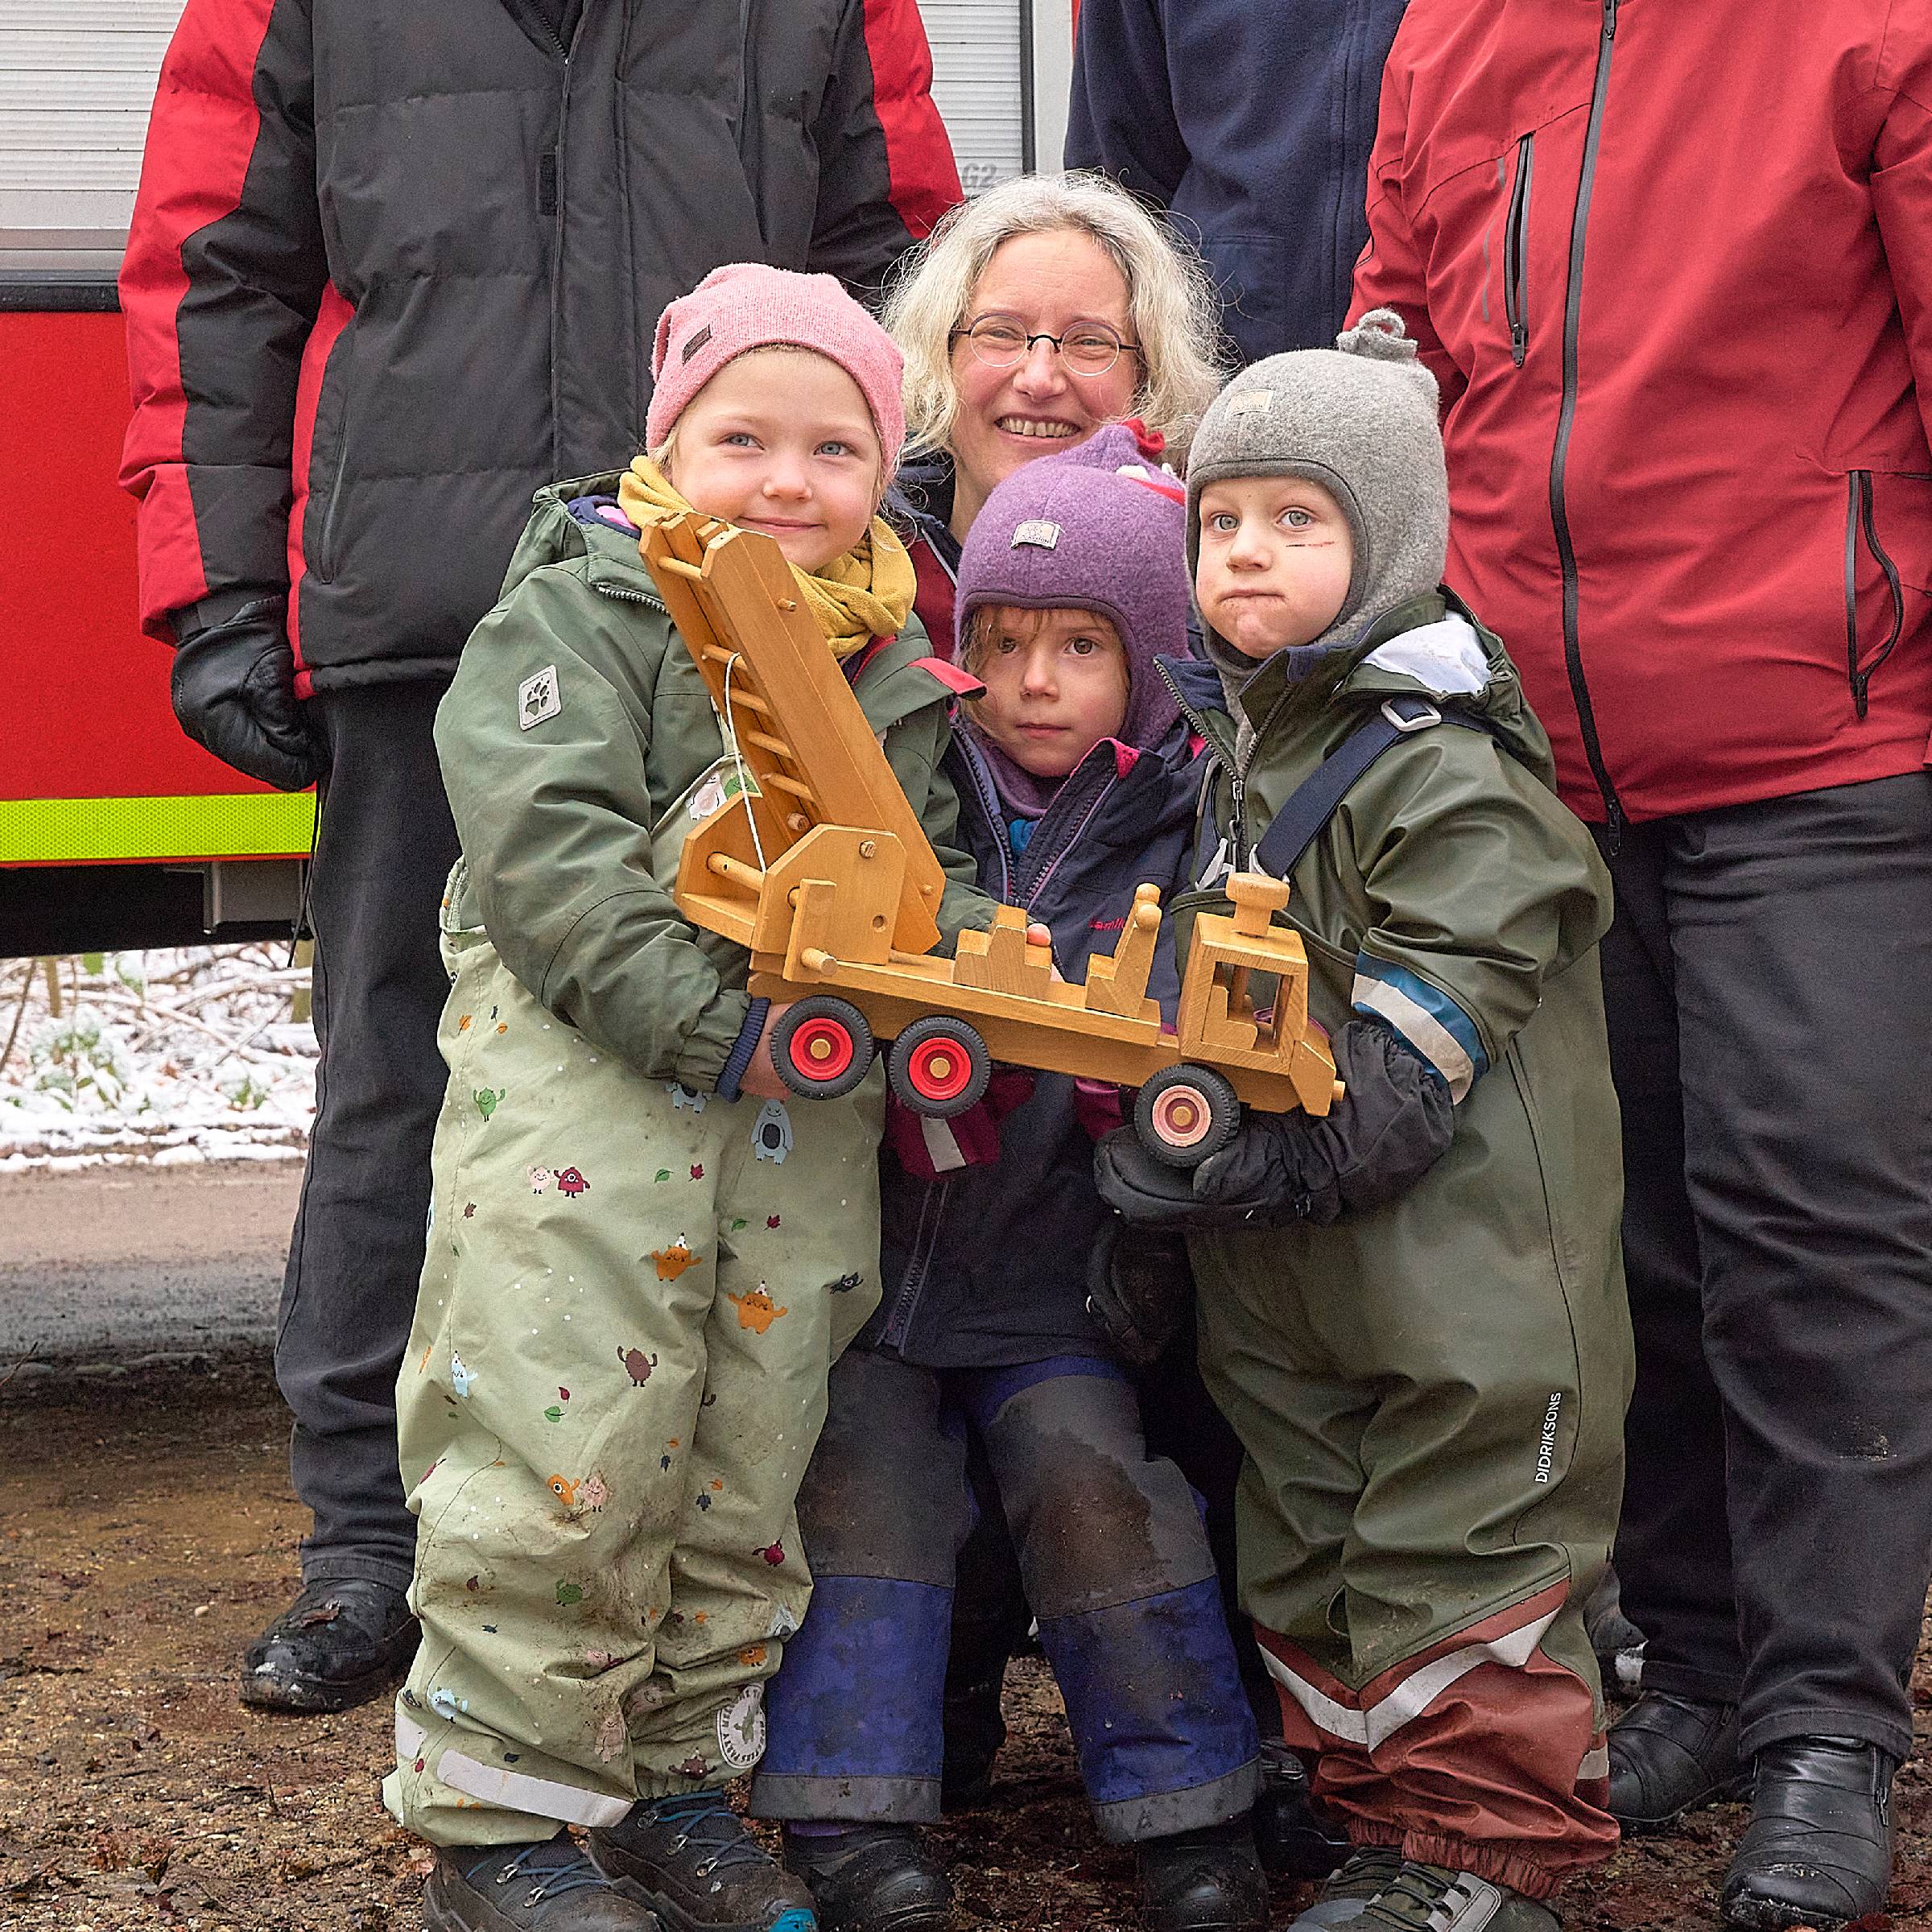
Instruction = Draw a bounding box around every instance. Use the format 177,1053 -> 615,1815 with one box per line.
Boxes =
240,1576 -> 417,1714
1286,1847 -> 1405,1929
1290,1857 -> 1556,1931
590,1791 -> 817,1932
1719,1736 -> 1896,1931
782,1824 -> 951,1932
1606,1692 -> 1746,1832
1252,1740 -> 1350,1881
1136,1818 -> 1269,1932
425,1838 -> 664,1930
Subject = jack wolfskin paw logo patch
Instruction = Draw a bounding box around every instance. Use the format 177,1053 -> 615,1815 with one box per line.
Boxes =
1010,518 -> 1060,550
518,665 -> 561,729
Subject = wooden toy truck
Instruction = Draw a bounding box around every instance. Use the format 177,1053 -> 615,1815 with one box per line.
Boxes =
642,513 -> 1342,1166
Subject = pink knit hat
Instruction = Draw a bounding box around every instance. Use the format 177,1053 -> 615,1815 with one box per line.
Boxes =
646,263 -> 906,461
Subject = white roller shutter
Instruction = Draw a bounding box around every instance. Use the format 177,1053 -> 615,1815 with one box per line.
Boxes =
0,2 -> 184,275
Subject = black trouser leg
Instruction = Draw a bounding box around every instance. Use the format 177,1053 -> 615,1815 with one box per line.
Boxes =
1598,820 -> 1741,1704
281,682 -> 458,1591
1142,1322 -> 1280,1735
1609,775 -> 1932,1761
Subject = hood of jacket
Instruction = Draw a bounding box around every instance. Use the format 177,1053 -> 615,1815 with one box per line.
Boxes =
1202,588 -> 1554,791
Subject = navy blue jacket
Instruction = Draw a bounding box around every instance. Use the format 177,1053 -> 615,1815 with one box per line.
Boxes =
865,658 -> 1218,1368
1066,0 -> 1408,364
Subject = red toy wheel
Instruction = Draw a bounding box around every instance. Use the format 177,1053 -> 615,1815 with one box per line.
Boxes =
1135,1063 -> 1241,1169
770,997 -> 874,1100
887,1016 -> 992,1118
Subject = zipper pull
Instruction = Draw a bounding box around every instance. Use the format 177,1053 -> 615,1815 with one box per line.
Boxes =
1511,321 -> 1528,367
1229,771 -> 1249,869
1604,795 -> 1624,857
1604,0 -> 1619,38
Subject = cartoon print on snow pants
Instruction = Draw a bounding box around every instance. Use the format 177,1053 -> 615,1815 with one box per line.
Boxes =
383,914 -> 882,1847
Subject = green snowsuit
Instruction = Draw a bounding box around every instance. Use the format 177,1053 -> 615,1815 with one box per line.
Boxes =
383,480 -> 991,1847
1176,593 -> 1633,1898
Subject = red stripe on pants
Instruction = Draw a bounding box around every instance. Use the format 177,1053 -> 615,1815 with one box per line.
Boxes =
1256,1584 -> 1616,1897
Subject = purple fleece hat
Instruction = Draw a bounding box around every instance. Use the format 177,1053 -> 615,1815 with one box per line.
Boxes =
954,422 -> 1190,755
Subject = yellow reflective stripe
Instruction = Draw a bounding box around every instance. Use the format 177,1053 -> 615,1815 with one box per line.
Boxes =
0,793 -> 316,865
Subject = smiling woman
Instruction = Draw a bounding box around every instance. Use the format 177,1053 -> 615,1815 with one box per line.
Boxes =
881,173 -> 1224,646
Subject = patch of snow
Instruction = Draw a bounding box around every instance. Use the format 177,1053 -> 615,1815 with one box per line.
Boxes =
0,946 -> 316,1171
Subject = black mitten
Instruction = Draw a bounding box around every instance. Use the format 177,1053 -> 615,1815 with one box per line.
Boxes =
1194,1017 -> 1455,1224
1095,1018 -> 1455,1231
1085,1221 -> 1195,1368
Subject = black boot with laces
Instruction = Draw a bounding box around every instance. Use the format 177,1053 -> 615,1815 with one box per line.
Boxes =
591,1790 -> 818,1932
425,1836 -> 663,1930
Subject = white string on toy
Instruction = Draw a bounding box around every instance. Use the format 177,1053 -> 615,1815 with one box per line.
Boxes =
719,651 -> 769,872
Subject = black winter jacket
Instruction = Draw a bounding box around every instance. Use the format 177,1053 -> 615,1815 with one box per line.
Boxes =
120,0 -> 957,691
866,658 -> 1218,1368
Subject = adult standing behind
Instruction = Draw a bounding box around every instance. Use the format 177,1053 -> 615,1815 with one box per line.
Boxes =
1352,6 -> 1932,1927
881,170 -> 1221,650
120,0 -> 959,1719
1065,0 -> 1410,362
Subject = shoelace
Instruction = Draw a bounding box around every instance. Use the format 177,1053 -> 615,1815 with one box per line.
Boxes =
463,1839 -> 614,1909
1364,1861 -> 1486,1930
648,1791 -> 770,1878
1323,1845 -> 1406,1901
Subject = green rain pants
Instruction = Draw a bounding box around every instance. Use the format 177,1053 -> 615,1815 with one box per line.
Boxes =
383,919 -> 882,1846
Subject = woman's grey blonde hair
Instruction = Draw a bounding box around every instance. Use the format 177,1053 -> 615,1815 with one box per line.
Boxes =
885,171 -> 1225,464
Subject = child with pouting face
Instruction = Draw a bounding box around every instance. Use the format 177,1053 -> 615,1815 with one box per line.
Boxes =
384,264 -> 1007,1932
749,423 -> 1274,1932
1098,314 -> 1633,1932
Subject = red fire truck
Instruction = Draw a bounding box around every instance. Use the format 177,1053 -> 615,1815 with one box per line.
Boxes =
0,4 -> 1073,958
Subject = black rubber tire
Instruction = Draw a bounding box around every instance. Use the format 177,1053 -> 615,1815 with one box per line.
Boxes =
886,1015 -> 993,1119
770,997 -> 874,1100
1135,1063 -> 1241,1169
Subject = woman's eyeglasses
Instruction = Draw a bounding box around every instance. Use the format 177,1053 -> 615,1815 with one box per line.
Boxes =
950,316 -> 1141,379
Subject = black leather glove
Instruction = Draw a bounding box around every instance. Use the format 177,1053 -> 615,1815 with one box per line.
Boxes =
1085,1221 -> 1194,1369
1095,1018 -> 1456,1232
170,594 -> 327,791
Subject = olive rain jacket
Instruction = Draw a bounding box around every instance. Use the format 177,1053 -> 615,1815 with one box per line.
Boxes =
1172,592 -> 1624,1340
119,0 -> 958,693
433,481 -> 992,1092
1353,0 -> 1932,824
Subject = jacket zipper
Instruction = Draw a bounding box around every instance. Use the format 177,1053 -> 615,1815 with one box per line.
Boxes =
1547,0 -> 1624,848
1158,658 -> 1277,872
316,353 -> 355,582
1503,134 -> 1534,367
547,27 -> 574,472
954,737 -> 1014,901
881,1176 -> 948,1349
1844,470 -> 1905,719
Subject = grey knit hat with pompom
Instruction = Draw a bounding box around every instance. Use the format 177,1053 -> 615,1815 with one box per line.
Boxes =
1186,309 -> 1449,654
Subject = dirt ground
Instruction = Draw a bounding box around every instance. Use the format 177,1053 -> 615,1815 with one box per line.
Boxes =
1,1358 -> 1926,1932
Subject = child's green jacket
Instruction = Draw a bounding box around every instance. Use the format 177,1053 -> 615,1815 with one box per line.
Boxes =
433,477 -> 993,1093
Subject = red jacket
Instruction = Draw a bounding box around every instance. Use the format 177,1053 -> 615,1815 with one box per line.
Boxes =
1352,0 -> 1932,824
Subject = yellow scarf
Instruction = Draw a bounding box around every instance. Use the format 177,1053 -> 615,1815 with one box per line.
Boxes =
618,458 -> 915,659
